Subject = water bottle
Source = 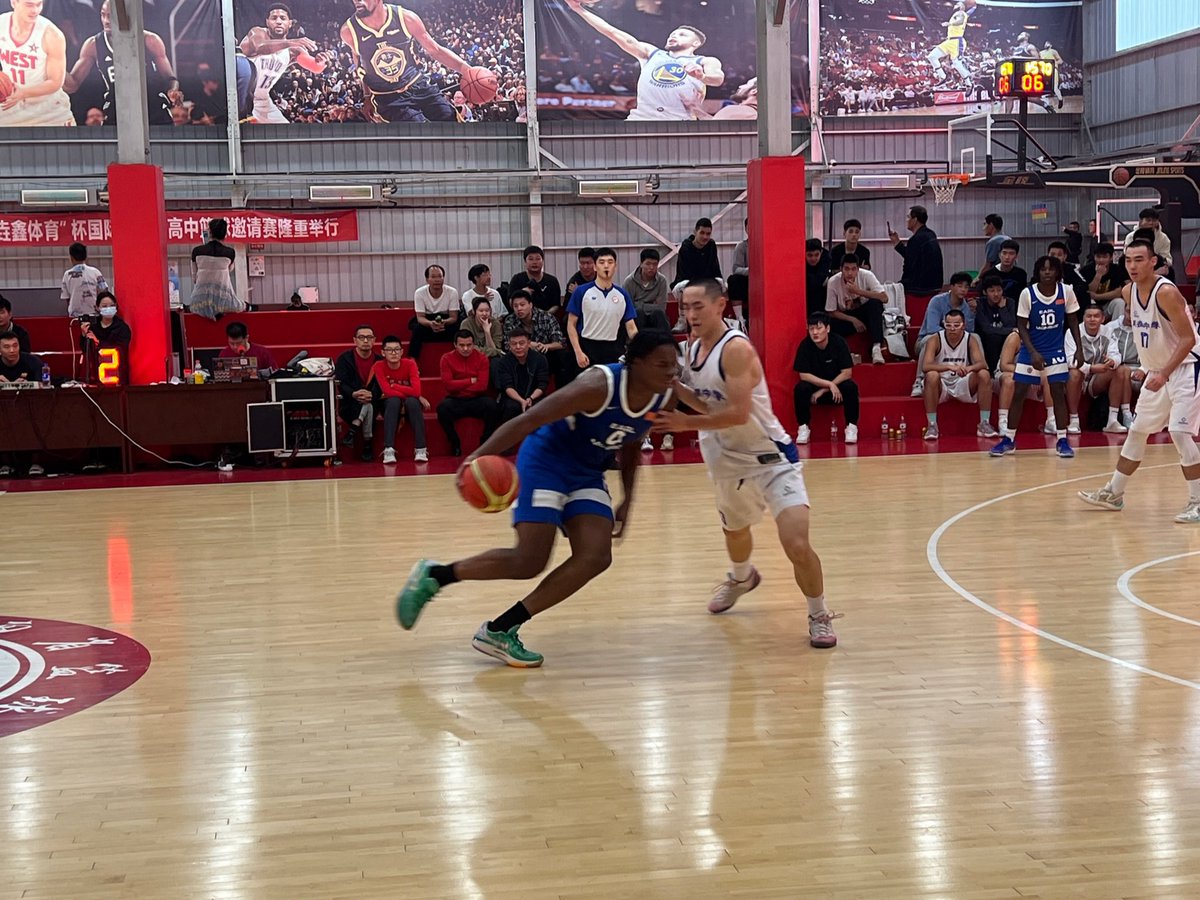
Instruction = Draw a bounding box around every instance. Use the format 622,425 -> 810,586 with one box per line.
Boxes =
880,416 -> 889,438
40,363 -> 51,388
899,415 -> 907,438
829,419 -> 838,442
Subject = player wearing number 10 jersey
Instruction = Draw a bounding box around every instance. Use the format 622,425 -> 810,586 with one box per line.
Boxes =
1079,239 -> 1200,523
395,331 -> 679,668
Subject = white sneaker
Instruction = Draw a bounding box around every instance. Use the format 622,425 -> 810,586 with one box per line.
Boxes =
28,463 -> 44,476
796,424 -> 811,445
414,448 -> 428,463
910,378 -> 924,398
1175,501 -> 1200,524
871,345 -> 885,365
1042,420 -> 1057,435
641,436 -> 653,452
661,434 -> 674,451
844,424 -> 858,444
0,465 -> 12,477
708,568 -> 762,613
382,447 -> 397,464
1103,420 -> 1128,434
1067,419 -> 1082,435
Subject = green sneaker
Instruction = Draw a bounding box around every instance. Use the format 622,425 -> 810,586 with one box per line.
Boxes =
396,559 -> 442,630
471,622 -> 544,668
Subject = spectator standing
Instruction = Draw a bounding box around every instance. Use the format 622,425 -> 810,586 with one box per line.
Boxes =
334,324 -> 382,461
509,245 -> 563,316
462,264 -> 506,317
61,242 -> 108,318
994,240 -> 1029,302
436,331 -> 498,457
0,296 -> 31,353
792,312 -> 860,445
409,264 -> 461,360
494,328 -> 549,425
1079,242 -> 1129,321
824,255 -> 887,364
911,271 -> 976,396
673,217 -> 722,287
1062,221 -> 1083,264
219,321 -> 277,371
975,274 -> 1017,374
829,218 -> 871,271
79,290 -> 131,384
566,247 -> 638,371
563,247 -> 598,304
805,238 -> 832,316
888,205 -> 944,293
370,335 -> 429,464
189,219 -> 243,320
463,297 -> 505,359
977,213 -> 1009,281
1082,218 -> 1100,265
623,248 -> 671,331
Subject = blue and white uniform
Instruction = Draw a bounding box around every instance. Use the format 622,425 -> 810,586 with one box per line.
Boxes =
1015,281 -> 1079,384
512,364 -> 670,527
629,48 -> 705,121
1128,276 -> 1200,436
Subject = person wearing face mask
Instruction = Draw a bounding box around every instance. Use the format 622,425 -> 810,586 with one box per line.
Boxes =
79,290 -> 131,384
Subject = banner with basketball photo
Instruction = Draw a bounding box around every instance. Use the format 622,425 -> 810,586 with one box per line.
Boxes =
231,0 -> 526,124
818,0 -> 1083,118
0,0 -> 225,128
535,0 -> 807,121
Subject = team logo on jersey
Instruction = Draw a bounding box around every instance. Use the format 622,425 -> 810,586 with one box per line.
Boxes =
650,62 -> 692,88
370,43 -> 409,84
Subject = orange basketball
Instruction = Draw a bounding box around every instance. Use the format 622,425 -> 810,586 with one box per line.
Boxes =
461,66 -> 499,105
458,455 -> 519,513
0,70 -> 15,103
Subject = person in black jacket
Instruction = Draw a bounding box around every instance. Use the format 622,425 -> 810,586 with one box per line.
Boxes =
334,324 -> 383,461
888,205 -> 944,293
0,295 -> 30,353
494,328 -> 549,425
672,217 -> 722,287
79,290 -> 132,384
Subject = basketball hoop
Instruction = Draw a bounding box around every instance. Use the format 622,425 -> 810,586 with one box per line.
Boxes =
929,173 -> 970,205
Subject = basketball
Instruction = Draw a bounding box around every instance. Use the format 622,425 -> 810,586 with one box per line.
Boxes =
458,455 -> 519,513
460,66 -> 499,105
1113,166 -> 1132,186
0,70 -> 15,103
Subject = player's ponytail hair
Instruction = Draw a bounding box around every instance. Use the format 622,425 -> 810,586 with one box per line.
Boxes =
625,330 -> 677,363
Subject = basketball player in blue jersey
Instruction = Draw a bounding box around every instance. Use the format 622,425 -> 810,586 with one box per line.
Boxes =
563,0 -> 724,121
340,0 -> 469,123
395,331 -> 680,668
63,0 -> 181,125
1078,240 -> 1200,523
989,255 -> 1084,458
653,279 -> 841,649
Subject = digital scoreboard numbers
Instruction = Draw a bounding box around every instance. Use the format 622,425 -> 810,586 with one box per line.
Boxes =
994,58 -> 1056,98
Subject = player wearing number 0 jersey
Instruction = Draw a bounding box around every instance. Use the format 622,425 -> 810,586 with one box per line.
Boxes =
1079,239 -> 1200,523
989,255 -> 1083,458
655,278 -> 840,649
0,0 -> 73,127
395,332 -> 679,668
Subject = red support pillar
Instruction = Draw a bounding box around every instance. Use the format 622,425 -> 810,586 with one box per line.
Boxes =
107,164 -> 171,385
747,156 -> 805,430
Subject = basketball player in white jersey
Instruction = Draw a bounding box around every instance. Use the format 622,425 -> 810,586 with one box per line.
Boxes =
654,279 -> 840,648
1078,240 -> 1200,523
920,308 -> 993,441
0,0 -> 72,126
240,4 -> 325,124
563,0 -> 723,121
63,0 -> 182,126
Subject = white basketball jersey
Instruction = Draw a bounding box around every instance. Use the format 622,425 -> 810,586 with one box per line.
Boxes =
0,14 -> 72,126
629,48 -> 704,121
934,330 -> 970,368
253,47 -> 293,100
1130,276 -> 1200,371
685,329 -> 796,480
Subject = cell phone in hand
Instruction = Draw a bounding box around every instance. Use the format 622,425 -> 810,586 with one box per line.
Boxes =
886,221 -> 892,233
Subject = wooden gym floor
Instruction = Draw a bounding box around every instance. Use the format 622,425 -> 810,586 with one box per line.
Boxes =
4,444 -> 1200,899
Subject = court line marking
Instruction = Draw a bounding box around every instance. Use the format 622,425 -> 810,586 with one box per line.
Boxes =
1116,550 -> 1200,628
926,463 -> 1200,692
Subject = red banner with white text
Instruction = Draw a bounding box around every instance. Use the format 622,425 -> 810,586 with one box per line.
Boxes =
0,210 -> 358,247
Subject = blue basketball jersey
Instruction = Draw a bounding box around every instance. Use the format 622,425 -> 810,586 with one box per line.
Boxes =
1019,282 -> 1069,357
522,364 -> 671,474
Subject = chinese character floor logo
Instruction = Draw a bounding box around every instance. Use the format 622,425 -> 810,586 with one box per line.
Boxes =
0,617 -> 150,738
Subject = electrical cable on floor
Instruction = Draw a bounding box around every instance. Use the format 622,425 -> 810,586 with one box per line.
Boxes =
72,384 -> 214,469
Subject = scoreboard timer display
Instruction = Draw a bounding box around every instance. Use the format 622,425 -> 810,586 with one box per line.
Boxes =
995,58 -> 1056,98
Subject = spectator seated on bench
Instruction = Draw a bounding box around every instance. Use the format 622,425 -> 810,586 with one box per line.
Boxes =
437,331 -> 497,458
335,323 -> 382,461
370,335 -> 429,464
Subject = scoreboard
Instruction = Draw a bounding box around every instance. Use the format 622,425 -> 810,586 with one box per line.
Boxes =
995,58 -> 1056,99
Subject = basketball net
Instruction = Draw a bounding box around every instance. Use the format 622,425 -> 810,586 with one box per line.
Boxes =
929,174 -> 969,205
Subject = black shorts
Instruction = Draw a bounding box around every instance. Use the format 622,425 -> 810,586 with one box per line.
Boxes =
367,81 -> 456,123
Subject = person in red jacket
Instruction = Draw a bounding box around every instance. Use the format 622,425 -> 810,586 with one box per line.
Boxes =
436,330 -> 498,457
370,335 -> 430,464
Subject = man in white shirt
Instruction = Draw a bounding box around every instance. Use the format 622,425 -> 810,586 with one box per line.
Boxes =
61,242 -> 108,318
824,254 -> 886,364
461,263 -> 506,317
1122,207 -> 1172,272
409,264 -> 461,360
